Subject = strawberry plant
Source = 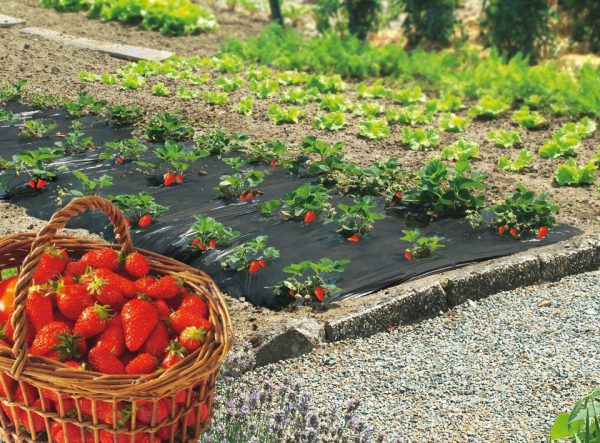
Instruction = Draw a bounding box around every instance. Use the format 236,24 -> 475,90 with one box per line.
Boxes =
215,170 -> 265,200
267,104 -> 305,124
439,113 -> 470,133
215,75 -> 244,92
0,79 -> 26,102
290,136 -> 347,177
498,150 -> 534,172
108,192 -> 168,228
56,171 -> 113,204
440,139 -> 479,162
100,138 -> 147,164
64,92 -> 107,117
487,129 -> 523,148
203,91 -> 230,106
151,82 -> 171,97
54,130 -> 95,154
4,147 -> 67,190
386,106 -> 433,126
195,129 -> 248,156
313,112 -> 347,131
391,86 -> 425,105
491,184 -> 559,239
400,229 -> 445,260
104,105 -> 143,126
189,215 -> 240,252
404,159 -> 487,219
138,140 -> 208,186
237,96 -> 253,116
246,140 -> 288,165
18,119 -> 57,139
319,94 -> 350,112
326,195 -> 384,240
145,113 -> 194,142
468,96 -> 510,119
273,258 -> 350,303
266,183 -> 332,222
554,159 -> 596,186
220,236 -> 280,273
511,106 -> 547,129
222,156 -> 250,171
401,127 -> 440,151
359,119 -> 390,140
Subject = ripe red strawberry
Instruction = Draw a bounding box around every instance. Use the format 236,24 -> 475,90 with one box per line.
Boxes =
96,316 -> 125,356
73,304 -> 112,339
537,226 -> 548,239
28,179 -> 36,189
146,275 -> 180,299
81,248 -> 119,271
94,268 -> 136,298
36,179 -> 48,189
161,340 -> 188,369
163,171 -> 175,187
64,260 -> 88,278
87,276 -> 125,310
121,299 -> 158,352
395,191 -> 403,201
270,159 -> 278,167
124,252 -> 149,278
126,353 -> 157,375
170,297 -> 209,334
179,296 -> 209,318
116,155 -> 125,164
258,258 -> 266,268
134,276 -> 155,295
136,398 -> 169,424
509,227 -> 518,238
88,346 -> 126,374
191,238 -> 204,250
138,214 -> 152,228
18,398 -> 45,433
178,322 -> 211,353
57,283 -> 94,320
248,260 -> 260,273
154,300 -> 171,321
54,424 -> 93,443
33,247 -> 69,284
30,322 -> 83,360
303,210 -> 316,224
404,250 -> 413,260
347,233 -> 360,242
15,382 -> 37,404
175,173 -> 184,184
26,285 -> 54,332
498,226 -> 506,235
209,239 -> 217,249
141,322 -> 169,358
313,287 -> 325,302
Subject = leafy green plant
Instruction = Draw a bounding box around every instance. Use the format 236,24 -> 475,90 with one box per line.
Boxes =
511,106 -> 547,129
440,139 -> 479,161
216,75 -> 244,92
220,235 -> 280,273
404,159 -> 487,219
290,136 -> 347,177
151,82 -> 171,97
319,94 -> 350,112
391,86 -> 425,105
498,150 -> 533,172
359,119 -> 390,140
267,104 -> 305,124
491,184 -> 559,238
399,0 -> 460,48
539,118 -> 597,159
400,229 -> 445,260
274,258 -> 350,303
0,109 -> 18,124
266,183 -> 332,222
487,129 -> 523,148
327,195 -> 384,240
401,127 -> 440,151
0,80 -> 26,102
386,106 -> 432,126
195,129 -> 248,156
281,87 -> 316,106
99,138 -> 147,164
215,170 -> 265,200
550,386 -> 600,443
250,79 -> 280,99
108,192 -> 168,227
56,171 -> 113,204
104,105 -> 143,126
204,91 -> 230,106
313,112 -> 347,131
139,140 -> 208,185
145,113 -> 194,142
64,92 -> 107,117
237,96 -> 253,116
120,73 -> 146,90
54,130 -> 95,154
439,113 -> 470,133
246,140 -> 288,165
189,214 -> 240,251
468,96 -> 510,119
554,159 -> 596,186
357,81 -> 390,99
176,86 -> 199,101
353,102 -> 384,118
18,120 -> 57,139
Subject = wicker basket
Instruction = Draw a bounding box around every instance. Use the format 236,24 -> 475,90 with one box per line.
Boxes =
0,196 -> 233,442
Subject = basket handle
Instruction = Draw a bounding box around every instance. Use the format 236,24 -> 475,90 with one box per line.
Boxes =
10,196 -> 134,377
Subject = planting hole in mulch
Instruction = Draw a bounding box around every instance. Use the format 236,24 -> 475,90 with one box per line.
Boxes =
0,102 -> 580,308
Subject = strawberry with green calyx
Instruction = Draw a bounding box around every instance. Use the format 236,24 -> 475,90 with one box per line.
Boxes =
87,276 -> 125,310
73,303 -> 113,339
29,321 -> 84,361
146,275 -> 181,299
161,340 -> 188,369
96,316 -> 125,356
80,248 -> 119,271
125,352 -> 157,375
400,229 -> 444,260
141,321 -> 169,359
56,281 -> 94,320
121,299 -> 158,352
32,247 -> 69,284
178,321 -> 212,353
64,260 -> 89,278
170,296 -> 209,334
189,214 -> 240,253
88,345 -> 126,374
123,252 -> 149,278
25,284 -> 54,332
220,235 -> 280,273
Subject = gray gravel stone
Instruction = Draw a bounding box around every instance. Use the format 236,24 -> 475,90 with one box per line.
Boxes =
220,270 -> 600,442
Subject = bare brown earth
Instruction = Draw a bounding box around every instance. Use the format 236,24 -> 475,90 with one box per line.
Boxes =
1,1 -> 600,346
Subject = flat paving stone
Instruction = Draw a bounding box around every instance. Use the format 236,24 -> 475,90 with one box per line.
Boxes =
0,13 -> 25,27
20,27 -> 173,61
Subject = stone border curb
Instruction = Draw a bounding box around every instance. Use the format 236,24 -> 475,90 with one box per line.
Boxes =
0,14 -> 24,28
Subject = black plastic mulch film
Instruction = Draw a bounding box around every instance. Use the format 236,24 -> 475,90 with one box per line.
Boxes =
0,104 -> 578,308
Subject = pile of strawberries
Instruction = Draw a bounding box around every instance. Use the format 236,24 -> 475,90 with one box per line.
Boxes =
0,246 -> 213,441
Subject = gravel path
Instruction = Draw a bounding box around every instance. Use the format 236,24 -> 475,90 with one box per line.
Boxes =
226,271 -> 600,442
